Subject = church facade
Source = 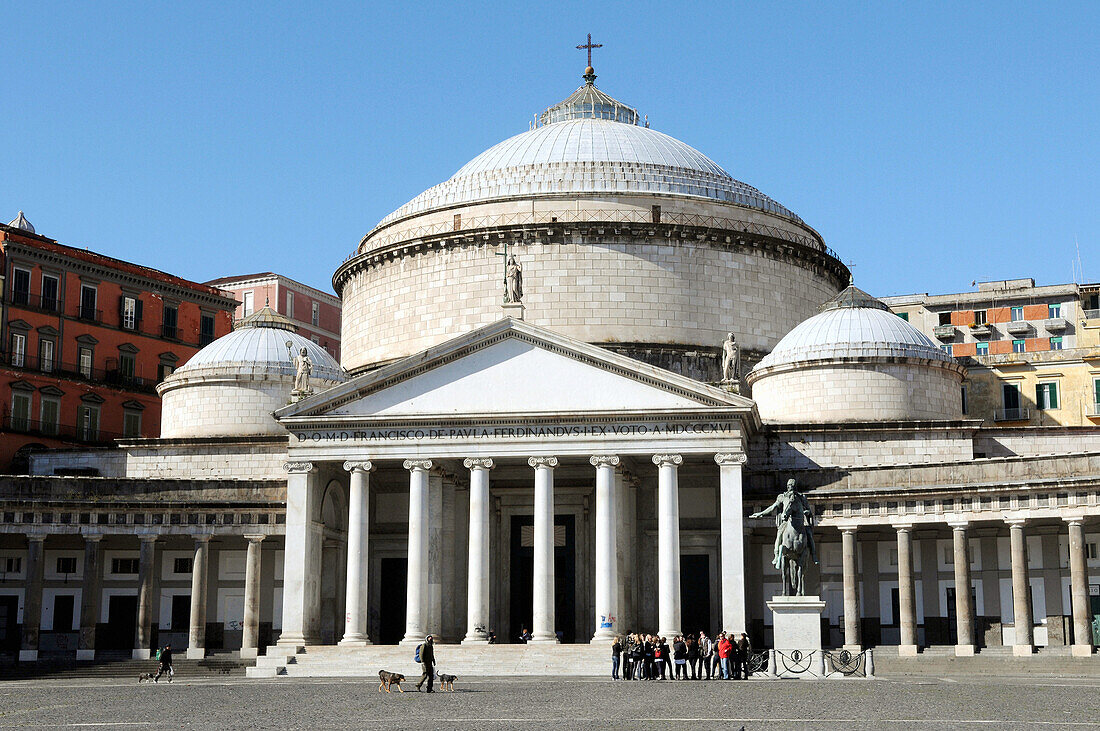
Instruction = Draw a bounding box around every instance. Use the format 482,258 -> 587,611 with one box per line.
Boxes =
4,65 -> 1100,668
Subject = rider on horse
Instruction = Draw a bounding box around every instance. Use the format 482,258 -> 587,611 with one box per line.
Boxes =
751,478 -> 818,569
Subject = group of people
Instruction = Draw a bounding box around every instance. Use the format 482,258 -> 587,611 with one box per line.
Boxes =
610,632 -> 753,681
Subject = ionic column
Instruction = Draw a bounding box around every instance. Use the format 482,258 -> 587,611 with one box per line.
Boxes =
241,534 -> 265,658
401,459 -> 432,645
951,522 -> 975,656
340,461 -> 374,646
1007,519 -> 1033,655
841,527 -> 861,650
19,536 -> 45,662
278,461 -> 322,648
895,524 -> 918,656
715,453 -> 747,636
186,535 -> 211,659
529,456 -> 559,644
591,455 -> 619,642
653,454 -> 683,639
1066,518 -> 1094,656
462,458 -> 493,644
133,535 -> 157,659
77,534 -> 102,661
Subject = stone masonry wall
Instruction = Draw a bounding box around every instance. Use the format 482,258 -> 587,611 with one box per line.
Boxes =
750,427 -> 974,470
161,381 -> 291,438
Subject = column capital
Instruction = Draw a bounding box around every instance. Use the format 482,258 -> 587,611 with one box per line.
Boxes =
403,459 -> 433,472
589,455 -> 620,468
948,520 -> 970,531
892,521 -> 915,532
343,460 -> 374,473
138,534 -> 159,545
27,535 -> 46,544
1005,517 -> 1029,528
528,456 -> 558,469
1063,514 -> 1088,527
283,461 -> 316,474
81,533 -> 104,543
192,534 -> 213,544
836,524 -> 859,535
714,452 -> 747,466
463,458 -> 494,470
244,534 -> 266,544
652,454 -> 683,467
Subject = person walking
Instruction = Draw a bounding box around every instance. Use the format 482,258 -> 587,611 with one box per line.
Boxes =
152,643 -> 173,683
698,632 -> 713,680
685,633 -> 699,679
673,635 -> 688,679
717,632 -> 732,680
416,635 -> 436,692
611,636 -> 622,680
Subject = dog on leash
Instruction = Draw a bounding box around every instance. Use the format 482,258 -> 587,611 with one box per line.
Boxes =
437,673 -> 457,691
137,672 -> 155,683
378,670 -> 406,693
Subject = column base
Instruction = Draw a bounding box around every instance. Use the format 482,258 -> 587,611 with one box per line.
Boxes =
400,634 -> 426,646
338,634 -> 373,647
1072,644 -> 1094,657
657,630 -> 681,640
18,650 -> 38,662
461,635 -> 490,645
897,644 -> 919,657
528,634 -> 560,644
954,644 -> 975,657
76,649 -> 95,661
842,644 -> 863,652
1012,644 -> 1034,656
186,647 -> 206,660
132,648 -> 151,660
239,647 -> 259,659
591,631 -> 616,643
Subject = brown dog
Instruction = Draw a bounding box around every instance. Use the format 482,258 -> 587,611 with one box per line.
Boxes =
437,673 -> 457,691
378,670 -> 405,693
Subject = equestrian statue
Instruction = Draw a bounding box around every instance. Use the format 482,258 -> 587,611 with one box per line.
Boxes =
750,478 -> 818,596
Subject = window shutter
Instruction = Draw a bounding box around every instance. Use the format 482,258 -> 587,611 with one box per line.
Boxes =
136,298 -> 143,323
1051,383 -> 1058,410
118,295 -> 126,321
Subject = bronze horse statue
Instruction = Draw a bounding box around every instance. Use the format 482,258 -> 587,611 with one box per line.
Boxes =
778,500 -> 811,596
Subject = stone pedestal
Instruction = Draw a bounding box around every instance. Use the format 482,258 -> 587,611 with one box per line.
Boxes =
768,595 -> 826,679
501,302 -> 525,320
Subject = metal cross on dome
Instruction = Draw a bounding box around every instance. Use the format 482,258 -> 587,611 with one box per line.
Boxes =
576,33 -> 602,68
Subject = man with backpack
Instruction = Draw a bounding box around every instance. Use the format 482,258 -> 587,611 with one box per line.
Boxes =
415,635 -> 436,692
152,643 -> 173,683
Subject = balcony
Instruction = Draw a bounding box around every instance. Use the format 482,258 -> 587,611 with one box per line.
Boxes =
1006,320 -> 1031,336
994,408 -> 1030,422
0,415 -> 124,445
0,352 -> 158,394
933,324 -> 956,340
1044,317 -> 1067,332
9,291 -> 62,313
1085,309 -> 1100,321
969,323 -> 993,338
1089,403 -> 1100,419
77,305 -> 102,323
161,324 -> 178,340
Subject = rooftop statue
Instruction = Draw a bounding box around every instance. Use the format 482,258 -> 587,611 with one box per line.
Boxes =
506,255 -> 523,304
750,478 -> 818,596
721,332 -> 740,382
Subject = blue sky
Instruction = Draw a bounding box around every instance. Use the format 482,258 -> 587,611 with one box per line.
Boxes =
3,1 -> 1098,297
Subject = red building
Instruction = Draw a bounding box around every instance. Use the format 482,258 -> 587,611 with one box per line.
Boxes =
0,212 -> 237,471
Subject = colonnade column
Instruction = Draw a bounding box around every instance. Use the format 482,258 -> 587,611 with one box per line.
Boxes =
895,524 -> 918,656
133,535 -> 157,659
340,461 -> 374,646
1066,518 -> 1094,656
463,458 -> 493,644
715,453 -> 747,636
77,534 -> 102,661
401,460 -> 432,645
653,454 -> 683,639
19,536 -> 45,662
187,535 -> 211,659
950,522 -> 975,656
278,461 -> 321,648
841,527 -> 861,650
591,455 -> 619,642
528,456 -> 559,643
1008,519 -> 1033,655
241,534 -> 265,658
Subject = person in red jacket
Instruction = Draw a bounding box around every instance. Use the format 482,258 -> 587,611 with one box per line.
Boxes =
717,633 -> 733,680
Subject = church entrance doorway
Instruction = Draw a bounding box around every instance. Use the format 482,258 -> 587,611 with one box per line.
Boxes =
0,596 -> 17,651
103,595 -> 137,650
680,554 -> 711,635
378,557 -> 407,645
509,514 -> 576,643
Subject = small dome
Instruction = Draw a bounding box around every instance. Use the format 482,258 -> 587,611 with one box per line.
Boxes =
7,211 -> 34,233
172,325 -> 345,383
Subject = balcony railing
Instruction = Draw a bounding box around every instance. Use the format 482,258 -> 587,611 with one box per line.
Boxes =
9,291 -> 62,313
1085,309 -> 1100,321
1044,317 -> 1067,332
994,408 -> 1030,422
969,323 -> 992,338
0,415 -> 124,445
0,352 -> 158,394
933,324 -> 956,340
77,305 -> 103,323
1006,320 -> 1031,336
1088,403 -> 1100,418
161,324 -> 178,340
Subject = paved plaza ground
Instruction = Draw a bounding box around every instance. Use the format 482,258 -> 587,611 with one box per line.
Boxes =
0,672 -> 1098,730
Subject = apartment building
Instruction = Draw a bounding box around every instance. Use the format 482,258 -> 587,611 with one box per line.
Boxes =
883,278 -> 1100,427
0,213 -> 237,471
204,273 -> 341,360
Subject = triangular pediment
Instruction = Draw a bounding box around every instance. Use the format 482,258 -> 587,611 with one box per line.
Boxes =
276,319 -> 755,421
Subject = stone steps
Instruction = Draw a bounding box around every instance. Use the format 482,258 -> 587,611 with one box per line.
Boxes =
0,652 -> 250,681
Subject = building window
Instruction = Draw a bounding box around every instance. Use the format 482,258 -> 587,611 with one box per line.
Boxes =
11,267 -> 30,305
1049,303 -> 1061,319
110,557 -> 139,574
311,302 -> 320,326
938,312 -> 952,326
941,344 -> 953,356
1003,383 -> 1021,410
651,205 -> 661,224
162,305 -> 178,339
974,310 -> 987,325
1036,382 -> 1059,410
38,338 -> 55,373
1094,378 -> 1100,413
157,362 -> 174,382
1011,306 -> 1025,322
310,335 -> 320,345
242,291 -> 254,317
10,333 -> 25,368
173,557 -> 192,574
976,341 -> 989,356
78,404 -> 100,442
1012,339 -> 1026,354
41,274 -> 59,312
3,557 -> 22,574
961,386 -> 968,415
896,311 -> 908,321
56,556 -> 77,574
1050,336 -> 1063,351
40,397 -> 60,436
286,291 -> 294,320
200,314 -> 216,346
453,214 -> 461,231
79,284 -> 98,320
10,391 -> 31,431
79,347 -> 93,379
123,410 -> 142,437
120,295 -> 140,330
118,351 -> 136,380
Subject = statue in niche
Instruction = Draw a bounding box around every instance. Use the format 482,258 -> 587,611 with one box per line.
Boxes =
506,255 -> 523,303
750,478 -> 818,596
287,342 -> 313,396
721,332 -> 740,382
